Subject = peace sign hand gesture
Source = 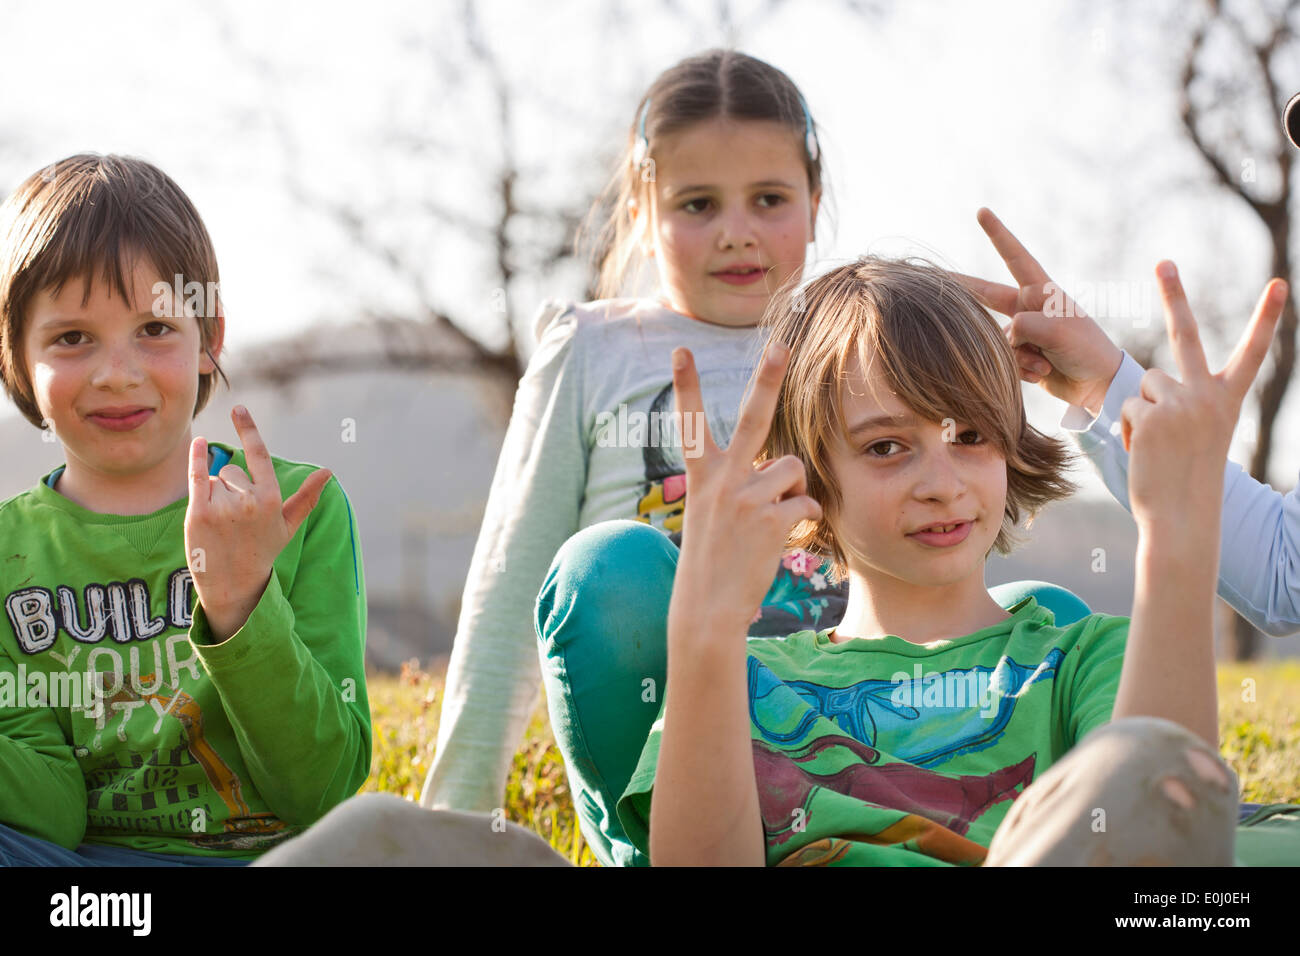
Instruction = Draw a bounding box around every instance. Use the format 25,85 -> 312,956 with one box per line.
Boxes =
955,208 -> 1124,416
1121,263 -> 1287,532
666,343 -> 823,636
185,405 -> 333,643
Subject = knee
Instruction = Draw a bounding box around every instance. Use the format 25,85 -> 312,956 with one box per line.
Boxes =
1086,716 -> 1238,804
535,520 -> 676,648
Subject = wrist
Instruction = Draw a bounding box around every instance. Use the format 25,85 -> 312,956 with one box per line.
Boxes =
195,573 -> 271,643
1078,348 -> 1125,417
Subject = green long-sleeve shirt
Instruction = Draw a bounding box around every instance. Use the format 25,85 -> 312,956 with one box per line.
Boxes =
0,440 -> 371,857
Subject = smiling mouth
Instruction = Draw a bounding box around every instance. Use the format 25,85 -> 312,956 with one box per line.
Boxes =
711,266 -> 770,286
905,520 -> 974,547
86,408 -> 154,431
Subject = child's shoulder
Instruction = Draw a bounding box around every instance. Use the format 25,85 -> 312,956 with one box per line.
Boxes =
1039,609 -> 1129,644
0,482 -> 47,527
531,297 -> 693,346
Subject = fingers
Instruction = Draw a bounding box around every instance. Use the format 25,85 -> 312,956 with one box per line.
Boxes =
1154,261 -> 1210,383
1221,278 -> 1288,404
189,437 -> 210,505
231,406 -> 275,486
1013,343 -> 1051,378
1006,311 -> 1061,352
283,469 -> 333,538
730,340 -> 790,464
952,271 -> 1020,317
773,494 -> 824,530
671,348 -> 719,462
216,463 -> 254,495
1120,394 -> 1152,454
976,207 -> 1052,291
1138,367 -> 1180,403
749,455 -> 809,504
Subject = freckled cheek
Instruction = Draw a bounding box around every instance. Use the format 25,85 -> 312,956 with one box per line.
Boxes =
153,354 -> 201,400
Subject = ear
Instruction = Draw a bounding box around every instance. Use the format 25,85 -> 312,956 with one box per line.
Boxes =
200,309 -> 227,374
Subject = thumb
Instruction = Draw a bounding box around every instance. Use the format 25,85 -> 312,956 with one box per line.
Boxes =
282,469 -> 333,538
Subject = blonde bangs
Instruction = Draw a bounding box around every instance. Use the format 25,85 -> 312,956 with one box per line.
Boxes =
761,256 -> 1077,573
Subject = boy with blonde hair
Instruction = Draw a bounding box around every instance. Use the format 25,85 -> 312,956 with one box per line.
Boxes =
592,252 -> 1285,865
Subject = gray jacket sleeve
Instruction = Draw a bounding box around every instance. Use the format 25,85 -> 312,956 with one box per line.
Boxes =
1062,350 -> 1300,637
421,302 -> 589,811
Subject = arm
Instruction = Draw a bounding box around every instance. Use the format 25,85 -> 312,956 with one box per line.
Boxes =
421,303 -> 587,812
0,641 -> 87,849
1064,351 -> 1300,637
189,474 -> 371,824
960,209 -> 1300,638
648,345 -> 819,866
653,608 -> 763,866
1110,264 -> 1287,745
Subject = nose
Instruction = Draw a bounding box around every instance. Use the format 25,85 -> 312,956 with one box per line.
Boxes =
911,440 -> 968,504
716,203 -> 758,252
89,338 -> 145,392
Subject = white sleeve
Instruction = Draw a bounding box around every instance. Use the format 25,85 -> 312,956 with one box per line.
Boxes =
421,302 -> 588,810
1061,350 -> 1300,637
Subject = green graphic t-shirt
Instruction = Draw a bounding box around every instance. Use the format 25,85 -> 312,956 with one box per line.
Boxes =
617,599 -> 1128,866
0,441 -> 371,857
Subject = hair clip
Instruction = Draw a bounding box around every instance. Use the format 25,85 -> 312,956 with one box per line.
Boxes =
798,93 -> 819,163
631,98 -> 651,168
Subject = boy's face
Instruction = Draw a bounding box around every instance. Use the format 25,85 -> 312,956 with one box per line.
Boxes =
824,354 -> 1008,588
22,255 -> 221,480
645,118 -> 819,328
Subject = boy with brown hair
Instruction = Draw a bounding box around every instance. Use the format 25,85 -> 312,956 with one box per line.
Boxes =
607,252 -> 1285,865
0,153 -> 371,864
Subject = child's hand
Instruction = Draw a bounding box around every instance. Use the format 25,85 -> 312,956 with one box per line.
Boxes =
955,208 -> 1124,416
186,406 -> 333,643
668,344 -> 823,634
1121,263 -> 1286,531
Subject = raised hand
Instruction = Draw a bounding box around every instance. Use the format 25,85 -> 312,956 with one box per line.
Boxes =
955,208 -> 1123,415
1121,263 -> 1288,529
185,405 -> 333,642
1109,263 -> 1285,747
668,343 -> 822,633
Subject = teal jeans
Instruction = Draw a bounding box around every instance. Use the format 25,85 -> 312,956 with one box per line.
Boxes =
534,519 -> 1093,867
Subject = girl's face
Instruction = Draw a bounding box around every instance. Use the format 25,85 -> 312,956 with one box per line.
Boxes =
645,118 -> 820,327
22,255 -> 221,482
825,354 -> 1008,588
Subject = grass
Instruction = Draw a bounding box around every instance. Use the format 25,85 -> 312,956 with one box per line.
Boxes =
362,658 -> 598,866
362,658 -> 1300,867
1216,660 -> 1300,805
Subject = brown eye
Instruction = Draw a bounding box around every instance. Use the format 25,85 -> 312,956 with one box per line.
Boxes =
56,331 -> 84,346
